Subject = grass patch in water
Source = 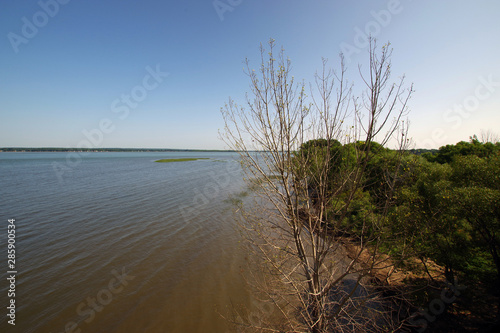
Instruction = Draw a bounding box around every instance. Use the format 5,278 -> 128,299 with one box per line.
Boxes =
155,158 -> 210,163
224,190 -> 249,206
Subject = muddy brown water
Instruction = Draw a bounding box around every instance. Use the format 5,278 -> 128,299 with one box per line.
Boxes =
0,152 -> 270,333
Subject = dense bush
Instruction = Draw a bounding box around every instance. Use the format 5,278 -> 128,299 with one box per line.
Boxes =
300,137 -> 500,287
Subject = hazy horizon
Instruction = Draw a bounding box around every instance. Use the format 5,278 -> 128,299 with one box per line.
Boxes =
1,0 -> 499,149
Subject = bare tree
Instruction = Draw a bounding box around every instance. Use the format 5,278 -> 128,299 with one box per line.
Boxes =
480,129 -> 499,143
221,38 -> 413,332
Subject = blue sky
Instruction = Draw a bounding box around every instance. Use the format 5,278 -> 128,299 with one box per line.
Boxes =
1,0 -> 499,149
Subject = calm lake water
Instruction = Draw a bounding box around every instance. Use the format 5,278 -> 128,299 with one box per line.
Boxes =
0,152 -> 261,333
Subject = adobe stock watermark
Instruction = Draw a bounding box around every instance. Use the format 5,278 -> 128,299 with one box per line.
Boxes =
408,278 -> 466,332
340,0 -> 407,63
7,0 -> 71,54
419,74 -> 499,149
179,160 -> 241,222
213,0 -> 243,21
228,296 -> 275,332
56,267 -> 135,333
52,64 -> 169,183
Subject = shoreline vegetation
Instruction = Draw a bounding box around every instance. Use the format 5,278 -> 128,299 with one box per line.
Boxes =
218,40 -> 500,331
299,137 -> 500,331
154,158 -> 210,163
237,138 -> 500,331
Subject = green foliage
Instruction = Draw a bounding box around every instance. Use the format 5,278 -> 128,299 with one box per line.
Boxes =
424,137 -> 500,164
299,137 -> 500,287
333,188 -> 375,236
389,159 -> 469,273
395,140 -> 500,285
447,153 -> 500,281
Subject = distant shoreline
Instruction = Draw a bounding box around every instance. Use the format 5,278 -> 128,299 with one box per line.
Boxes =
0,148 -> 236,153
0,148 -> 436,154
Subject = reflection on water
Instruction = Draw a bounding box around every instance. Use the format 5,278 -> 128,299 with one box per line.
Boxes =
0,152 -> 263,333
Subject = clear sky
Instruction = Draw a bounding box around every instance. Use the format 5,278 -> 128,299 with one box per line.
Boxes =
1,0 -> 499,149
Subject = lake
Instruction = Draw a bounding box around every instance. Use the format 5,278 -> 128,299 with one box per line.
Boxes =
0,151 -> 264,332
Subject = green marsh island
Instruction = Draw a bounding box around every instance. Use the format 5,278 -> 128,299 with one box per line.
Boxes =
155,158 -> 210,163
